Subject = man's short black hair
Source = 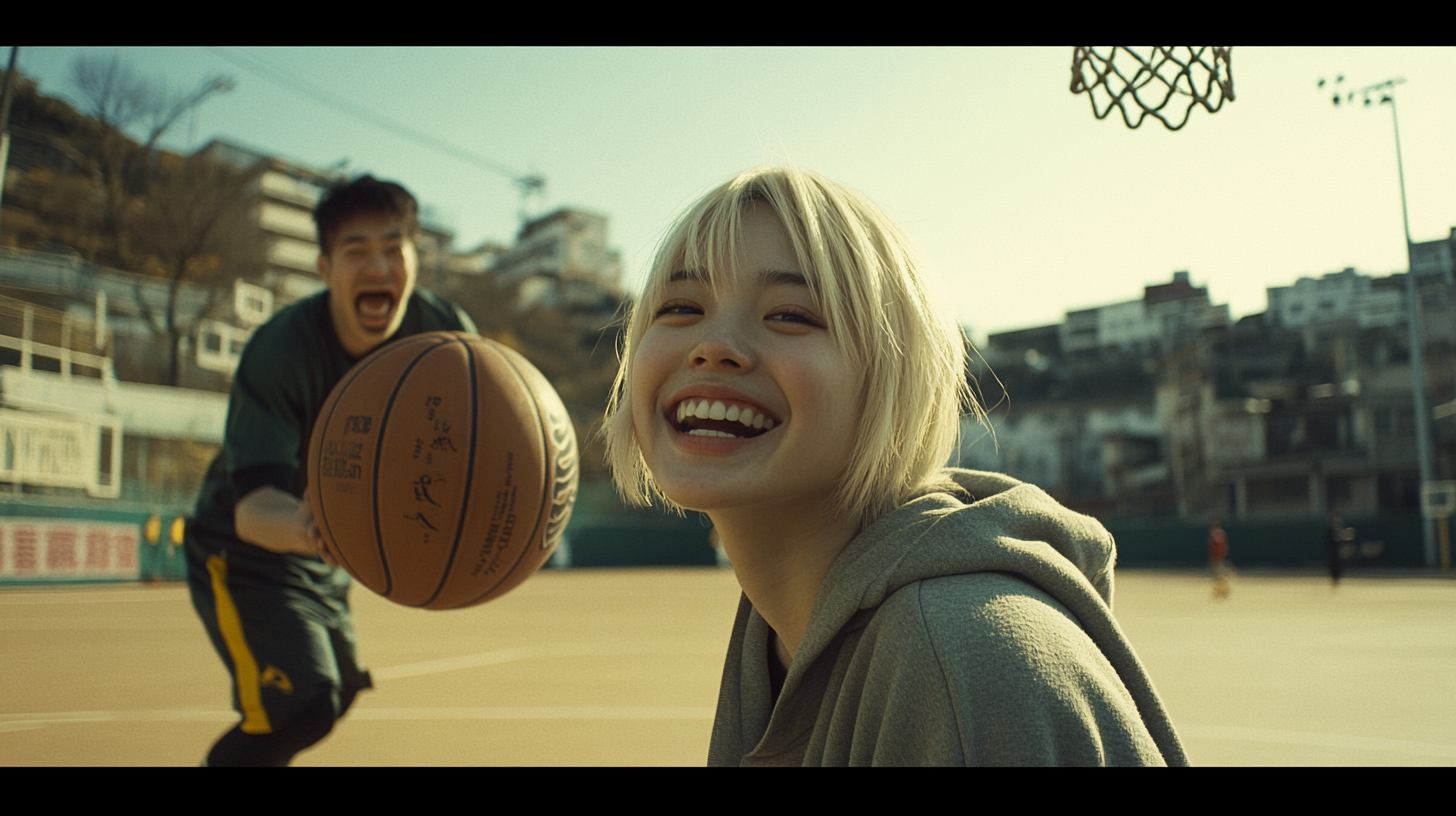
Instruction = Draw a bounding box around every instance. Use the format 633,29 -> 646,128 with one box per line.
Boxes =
314,175 -> 419,256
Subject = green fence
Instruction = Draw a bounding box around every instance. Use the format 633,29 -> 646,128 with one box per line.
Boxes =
556,515 -> 1428,570
0,502 -> 188,584
0,482 -> 1433,583
559,477 -> 1433,570
1106,516 -> 1425,569
557,481 -> 718,568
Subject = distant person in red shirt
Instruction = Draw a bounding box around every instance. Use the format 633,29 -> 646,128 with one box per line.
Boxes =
1208,519 -> 1230,599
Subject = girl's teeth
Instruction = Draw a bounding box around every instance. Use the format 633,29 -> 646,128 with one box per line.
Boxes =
674,399 -> 779,430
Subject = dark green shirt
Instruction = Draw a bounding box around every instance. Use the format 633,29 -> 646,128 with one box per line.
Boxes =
191,288 -> 476,543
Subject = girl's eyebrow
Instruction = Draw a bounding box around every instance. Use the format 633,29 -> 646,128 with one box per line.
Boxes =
762,270 -> 807,287
668,269 -> 807,286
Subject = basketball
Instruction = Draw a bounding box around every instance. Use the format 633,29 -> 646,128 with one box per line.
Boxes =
307,331 -> 578,610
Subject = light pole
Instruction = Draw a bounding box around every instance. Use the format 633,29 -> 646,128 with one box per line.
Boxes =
1323,75 -> 1437,566
0,47 -> 20,235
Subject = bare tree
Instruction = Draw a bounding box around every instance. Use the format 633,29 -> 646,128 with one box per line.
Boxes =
73,54 -> 232,156
124,150 -> 261,387
60,53 -> 251,387
70,53 -> 154,135
68,52 -> 233,266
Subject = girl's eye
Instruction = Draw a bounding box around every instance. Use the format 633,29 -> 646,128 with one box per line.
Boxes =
768,307 -> 823,327
654,300 -> 701,318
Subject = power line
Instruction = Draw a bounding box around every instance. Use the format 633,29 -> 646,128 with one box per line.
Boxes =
203,47 -> 536,187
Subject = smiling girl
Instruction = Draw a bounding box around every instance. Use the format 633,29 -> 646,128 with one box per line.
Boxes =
605,165 -> 1186,766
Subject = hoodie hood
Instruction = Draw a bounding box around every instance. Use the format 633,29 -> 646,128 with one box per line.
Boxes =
801,469 -> 1117,667
728,468 -> 1186,765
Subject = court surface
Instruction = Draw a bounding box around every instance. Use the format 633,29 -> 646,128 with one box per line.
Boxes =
2,567 -> 1453,766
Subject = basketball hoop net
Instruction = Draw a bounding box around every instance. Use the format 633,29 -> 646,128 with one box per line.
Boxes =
1070,47 -> 1235,131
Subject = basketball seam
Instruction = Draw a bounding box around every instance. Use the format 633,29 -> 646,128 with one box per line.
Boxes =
421,335 -> 480,608
371,336 -> 453,598
312,343 -> 409,584
463,345 -> 551,607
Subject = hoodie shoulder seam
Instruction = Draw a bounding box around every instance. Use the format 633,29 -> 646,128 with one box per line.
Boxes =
907,578 -> 971,763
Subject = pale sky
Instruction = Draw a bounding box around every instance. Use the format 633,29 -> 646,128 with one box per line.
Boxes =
9,47 -> 1456,343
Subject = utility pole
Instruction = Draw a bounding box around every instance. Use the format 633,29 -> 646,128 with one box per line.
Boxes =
515,173 -> 545,228
1323,75 -> 1438,566
0,47 -> 21,236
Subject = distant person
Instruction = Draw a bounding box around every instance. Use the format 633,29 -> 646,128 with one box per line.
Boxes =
1326,512 -> 1353,586
185,176 -> 476,766
1208,519 -> 1230,599
603,165 -> 1186,765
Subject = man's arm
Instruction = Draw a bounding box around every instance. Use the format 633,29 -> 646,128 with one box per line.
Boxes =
235,486 -> 334,562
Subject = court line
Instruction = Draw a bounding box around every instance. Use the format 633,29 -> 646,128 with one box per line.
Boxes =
1180,723 -> 1456,759
372,648 -> 530,680
370,643 -> 719,681
0,589 -> 190,604
350,706 -> 714,721
9,713 -> 1449,751
0,706 -> 714,732
0,710 -> 236,732
0,619 -> 196,630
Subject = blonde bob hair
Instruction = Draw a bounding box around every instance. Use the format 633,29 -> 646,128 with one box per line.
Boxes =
604,165 -> 979,527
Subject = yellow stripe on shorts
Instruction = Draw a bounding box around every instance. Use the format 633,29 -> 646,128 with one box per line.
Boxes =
207,555 -> 273,735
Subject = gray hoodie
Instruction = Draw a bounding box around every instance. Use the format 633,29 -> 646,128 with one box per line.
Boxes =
707,469 -> 1188,766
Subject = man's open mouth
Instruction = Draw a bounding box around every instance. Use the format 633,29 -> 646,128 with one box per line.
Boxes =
357,292 -> 396,325
671,398 -> 779,439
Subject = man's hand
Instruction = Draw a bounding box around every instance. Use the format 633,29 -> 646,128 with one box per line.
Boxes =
304,494 -> 342,567
293,493 -> 342,566
236,486 -> 333,561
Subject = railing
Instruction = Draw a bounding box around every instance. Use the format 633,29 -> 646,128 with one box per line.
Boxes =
0,301 -> 116,382
0,295 -> 122,498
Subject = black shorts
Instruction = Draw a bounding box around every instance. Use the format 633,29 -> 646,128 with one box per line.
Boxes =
186,534 -> 372,734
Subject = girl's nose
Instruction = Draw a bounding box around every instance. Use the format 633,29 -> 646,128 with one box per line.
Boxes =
690,323 -> 754,372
